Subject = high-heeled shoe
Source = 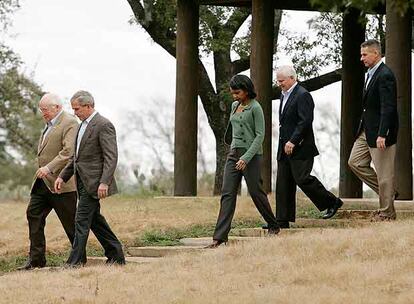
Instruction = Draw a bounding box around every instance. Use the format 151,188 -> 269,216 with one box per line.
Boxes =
204,240 -> 226,249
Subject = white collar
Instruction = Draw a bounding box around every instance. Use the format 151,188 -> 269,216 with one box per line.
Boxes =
282,81 -> 298,96
83,110 -> 98,124
49,109 -> 64,126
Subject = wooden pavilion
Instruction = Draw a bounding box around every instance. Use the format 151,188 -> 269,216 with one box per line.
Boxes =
173,0 -> 412,199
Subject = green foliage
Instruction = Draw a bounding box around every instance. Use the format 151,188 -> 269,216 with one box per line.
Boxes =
280,13 -> 343,79
0,0 -> 19,29
310,0 -> 414,15
0,4 -> 44,193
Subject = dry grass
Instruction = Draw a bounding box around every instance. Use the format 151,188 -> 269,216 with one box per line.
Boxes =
0,195 -> 282,257
0,220 -> 413,303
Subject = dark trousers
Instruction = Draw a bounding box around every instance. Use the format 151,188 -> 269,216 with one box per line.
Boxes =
66,177 -> 125,265
27,179 -> 77,265
213,151 -> 278,242
276,157 -> 337,222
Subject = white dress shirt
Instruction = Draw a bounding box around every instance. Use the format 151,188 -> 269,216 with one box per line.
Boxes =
76,111 -> 98,155
365,60 -> 383,88
41,109 -> 64,145
281,81 -> 298,113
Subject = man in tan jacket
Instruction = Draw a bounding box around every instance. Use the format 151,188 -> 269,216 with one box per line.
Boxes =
18,93 -> 79,270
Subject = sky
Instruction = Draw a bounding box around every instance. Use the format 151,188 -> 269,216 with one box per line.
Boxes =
3,0 -> 351,187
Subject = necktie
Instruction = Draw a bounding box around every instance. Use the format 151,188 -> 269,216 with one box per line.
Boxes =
280,95 -> 284,114
364,72 -> 371,89
41,122 -> 52,144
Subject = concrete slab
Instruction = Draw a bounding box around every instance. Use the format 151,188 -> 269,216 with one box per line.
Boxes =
87,256 -> 158,265
127,245 -> 205,257
179,236 -> 261,247
341,199 -> 414,210
336,209 -> 414,219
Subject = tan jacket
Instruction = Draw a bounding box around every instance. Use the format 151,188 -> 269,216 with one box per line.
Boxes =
32,111 -> 79,193
60,113 -> 118,199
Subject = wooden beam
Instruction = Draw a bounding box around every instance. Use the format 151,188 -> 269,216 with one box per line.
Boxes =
198,0 -> 385,13
386,0 -> 412,200
250,0 -> 274,193
174,0 -> 199,196
339,8 -> 364,198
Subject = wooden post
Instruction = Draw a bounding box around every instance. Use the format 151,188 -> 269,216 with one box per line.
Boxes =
174,0 -> 199,196
250,0 -> 274,193
386,1 -> 412,199
339,8 -> 365,198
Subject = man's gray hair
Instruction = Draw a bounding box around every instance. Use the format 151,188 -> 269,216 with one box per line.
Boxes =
276,65 -> 297,80
361,39 -> 381,54
40,93 -> 63,106
70,90 -> 95,107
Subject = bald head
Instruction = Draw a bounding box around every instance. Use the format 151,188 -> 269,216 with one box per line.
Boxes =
38,93 -> 63,122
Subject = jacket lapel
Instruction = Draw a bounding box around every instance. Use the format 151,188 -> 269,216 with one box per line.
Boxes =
363,62 -> 384,99
38,112 -> 65,155
76,113 -> 99,158
280,85 -> 300,121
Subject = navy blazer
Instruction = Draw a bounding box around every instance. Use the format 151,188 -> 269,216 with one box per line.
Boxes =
357,62 -> 398,147
277,84 -> 319,161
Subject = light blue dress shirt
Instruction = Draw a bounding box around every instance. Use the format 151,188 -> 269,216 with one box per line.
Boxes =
76,111 -> 98,155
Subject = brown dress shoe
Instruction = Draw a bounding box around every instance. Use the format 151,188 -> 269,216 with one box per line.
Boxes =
204,240 -> 226,249
371,213 -> 396,222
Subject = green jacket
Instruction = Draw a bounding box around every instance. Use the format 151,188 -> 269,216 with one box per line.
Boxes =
224,99 -> 265,163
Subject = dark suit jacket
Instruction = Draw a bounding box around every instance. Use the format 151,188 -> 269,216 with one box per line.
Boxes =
60,113 -> 118,199
356,62 -> 398,147
277,84 -> 319,161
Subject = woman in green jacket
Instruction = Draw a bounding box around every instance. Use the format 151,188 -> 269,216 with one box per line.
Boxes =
206,75 -> 280,248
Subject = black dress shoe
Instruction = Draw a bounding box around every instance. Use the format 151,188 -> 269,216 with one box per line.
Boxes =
17,260 -> 46,271
322,198 -> 343,219
262,221 -> 289,229
267,227 -> 280,235
106,258 -> 126,265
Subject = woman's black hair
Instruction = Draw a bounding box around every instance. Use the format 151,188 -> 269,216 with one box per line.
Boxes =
229,74 -> 257,99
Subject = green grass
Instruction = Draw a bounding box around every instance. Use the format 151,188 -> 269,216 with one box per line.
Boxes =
135,218 -> 264,247
0,253 -> 67,274
296,205 -> 323,219
0,245 -> 104,274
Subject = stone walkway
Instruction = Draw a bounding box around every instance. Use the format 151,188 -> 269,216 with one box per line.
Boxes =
122,198 -> 414,260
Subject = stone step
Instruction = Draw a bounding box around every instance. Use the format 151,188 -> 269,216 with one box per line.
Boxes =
87,256 -> 158,265
127,245 -> 205,257
179,236 -> 261,247
290,218 -> 368,228
230,227 -> 325,238
335,209 -> 414,219
341,198 -> 414,210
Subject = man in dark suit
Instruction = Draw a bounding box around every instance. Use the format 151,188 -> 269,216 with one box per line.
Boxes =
275,65 -> 343,228
348,39 -> 398,221
55,90 -> 125,266
18,93 -> 78,270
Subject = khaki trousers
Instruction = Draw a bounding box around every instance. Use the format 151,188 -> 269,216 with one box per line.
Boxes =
348,132 -> 396,218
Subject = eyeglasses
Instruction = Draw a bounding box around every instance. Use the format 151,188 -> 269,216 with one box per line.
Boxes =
38,105 -> 58,113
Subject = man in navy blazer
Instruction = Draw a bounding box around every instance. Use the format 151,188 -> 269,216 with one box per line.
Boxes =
275,65 -> 343,228
348,39 -> 398,221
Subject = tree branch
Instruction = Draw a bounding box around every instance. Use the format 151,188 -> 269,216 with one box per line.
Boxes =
127,0 -> 177,57
231,56 -> 250,74
271,68 -> 342,99
224,7 -> 251,37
